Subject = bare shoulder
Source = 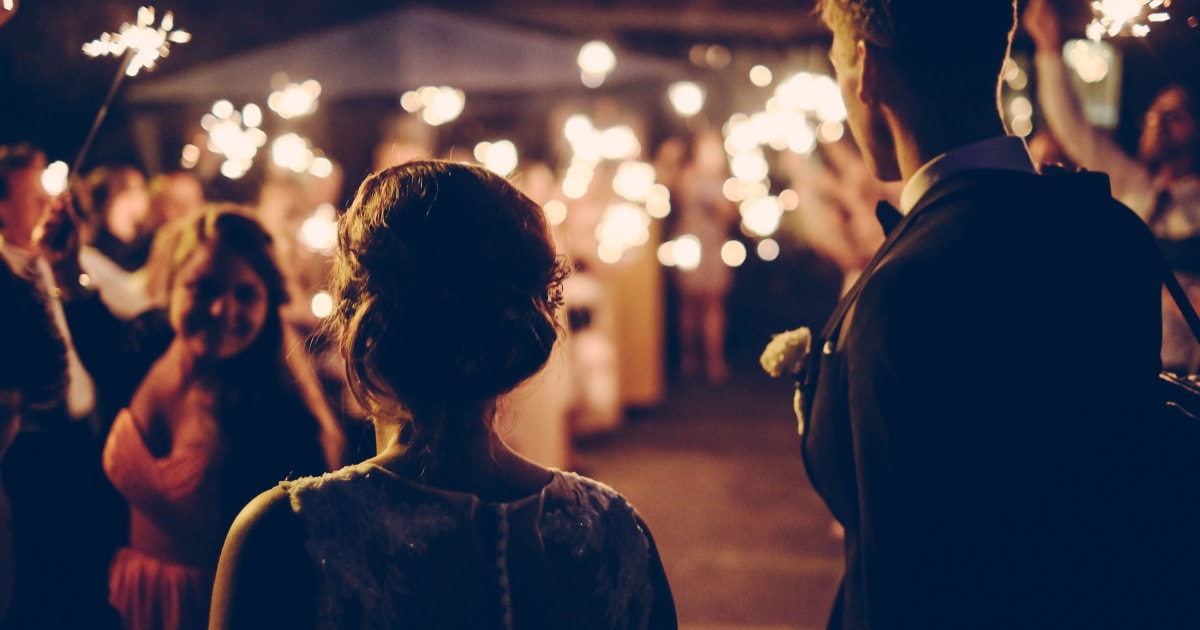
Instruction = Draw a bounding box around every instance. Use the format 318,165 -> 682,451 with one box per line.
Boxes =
218,485 -> 303,577
227,485 -> 295,541
212,486 -> 315,630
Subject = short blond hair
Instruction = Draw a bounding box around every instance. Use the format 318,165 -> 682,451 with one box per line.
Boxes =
821,0 -> 1017,104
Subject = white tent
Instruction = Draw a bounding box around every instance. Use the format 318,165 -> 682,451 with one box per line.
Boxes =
127,6 -> 682,104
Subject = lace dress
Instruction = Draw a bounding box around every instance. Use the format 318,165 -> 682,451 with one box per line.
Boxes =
280,463 -> 672,629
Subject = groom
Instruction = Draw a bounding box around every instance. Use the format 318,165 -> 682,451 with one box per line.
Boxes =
800,1 -> 1191,628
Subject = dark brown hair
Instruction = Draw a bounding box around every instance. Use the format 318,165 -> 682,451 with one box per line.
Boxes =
331,160 -> 568,453
0,143 -> 41,201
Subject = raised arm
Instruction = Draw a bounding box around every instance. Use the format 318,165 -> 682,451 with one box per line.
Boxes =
1023,0 -> 1155,215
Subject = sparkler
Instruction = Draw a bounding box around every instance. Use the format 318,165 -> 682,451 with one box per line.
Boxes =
72,7 -> 190,179
1087,0 -> 1171,41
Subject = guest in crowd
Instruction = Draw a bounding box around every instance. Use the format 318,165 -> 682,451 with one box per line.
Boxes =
0,143 -> 118,628
56,207 -> 330,630
779,137 -> 898,293
211,160 -> 676,629
662,129 -> 739,383
83,164 -> 154,271
0,222 -> 70,626
1025,0 -> 1200,373
149,170 -> 206,226
77,164 -> 160,319
800,0 -> 1182,627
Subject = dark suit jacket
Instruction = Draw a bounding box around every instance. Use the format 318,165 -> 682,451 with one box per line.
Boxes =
801,169 -> 1177,629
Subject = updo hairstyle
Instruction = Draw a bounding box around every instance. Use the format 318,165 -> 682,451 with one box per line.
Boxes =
331,160 -> 568,448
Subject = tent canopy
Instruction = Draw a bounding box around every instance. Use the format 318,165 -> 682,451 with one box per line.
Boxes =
127,6 -> 682,104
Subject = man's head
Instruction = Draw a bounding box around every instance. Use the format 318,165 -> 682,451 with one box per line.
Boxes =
1138,84 -> 1199,174
0,143 -> 51,247
820,0 -> 1017,180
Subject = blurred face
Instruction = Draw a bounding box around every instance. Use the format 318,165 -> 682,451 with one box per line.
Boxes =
107,169 -> 151,239
168,245 -> 270,360
0,153 -> 51,245
156,174 -> 204,223
824,8 -> 899,181
1139,87 -> 1197,167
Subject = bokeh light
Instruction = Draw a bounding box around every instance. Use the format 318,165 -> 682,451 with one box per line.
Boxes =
476,139 -> 519,176
41,161 -> 69,196
612,161 -> 656,202
749,65 -> 773,87
543,199 -> 568,226
299,203 -> 338,254
271,133 -> 313,173
1064,39 -> 1115,83
741,196 -> 783,237
720,240 -> 747,267
268,78 -> 322,119
578,40 -> 616,87
310,291 -> 334,319
673,235 -> 702,271
757,238 -> 780,261
668,81 -> 705,117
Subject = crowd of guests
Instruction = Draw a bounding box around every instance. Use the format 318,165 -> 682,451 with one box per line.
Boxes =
2,0 -> 1200,627
0,148 -> 346,629
0,145 -> 678,629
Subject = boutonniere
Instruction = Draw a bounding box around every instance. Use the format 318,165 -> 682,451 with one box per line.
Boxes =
759,326 -> 812,379
760,326 -> 813,435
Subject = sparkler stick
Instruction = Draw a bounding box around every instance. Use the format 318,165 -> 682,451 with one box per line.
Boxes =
71,49 -> 134,178
72,7 -> 189,183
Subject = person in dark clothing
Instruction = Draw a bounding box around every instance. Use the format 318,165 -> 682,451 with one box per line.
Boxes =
0,143 -> 120,629
797,1 -> 1190,628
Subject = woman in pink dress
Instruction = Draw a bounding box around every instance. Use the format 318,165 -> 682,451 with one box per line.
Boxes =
103,208 -> 328,630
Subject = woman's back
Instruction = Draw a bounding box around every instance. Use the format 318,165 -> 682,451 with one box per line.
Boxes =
280,463 -> 668,629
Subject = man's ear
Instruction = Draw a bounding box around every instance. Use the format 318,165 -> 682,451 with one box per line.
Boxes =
857,39 -> 879,106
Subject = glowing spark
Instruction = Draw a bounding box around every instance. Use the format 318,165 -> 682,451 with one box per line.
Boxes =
83,6 -> 191,76
1088,0 -> 1171,41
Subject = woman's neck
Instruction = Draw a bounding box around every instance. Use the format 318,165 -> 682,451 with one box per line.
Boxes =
371,406 -> 552,499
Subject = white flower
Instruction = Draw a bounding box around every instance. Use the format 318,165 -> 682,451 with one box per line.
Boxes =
759,326 -> 812,378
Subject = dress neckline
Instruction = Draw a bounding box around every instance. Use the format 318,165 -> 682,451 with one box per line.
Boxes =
352,461 -> 563,506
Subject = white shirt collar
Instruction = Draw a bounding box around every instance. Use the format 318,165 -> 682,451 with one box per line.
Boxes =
898,136 -> 1037,214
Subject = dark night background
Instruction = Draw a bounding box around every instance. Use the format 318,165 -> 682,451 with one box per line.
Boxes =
0,0 -> 1197,182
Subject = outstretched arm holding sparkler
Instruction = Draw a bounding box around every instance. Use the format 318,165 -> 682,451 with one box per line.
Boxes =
1024,0 -> 1156,215
71,7 -> 189,196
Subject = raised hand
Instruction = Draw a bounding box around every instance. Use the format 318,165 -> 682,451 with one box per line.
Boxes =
1024,0 -> 1065,52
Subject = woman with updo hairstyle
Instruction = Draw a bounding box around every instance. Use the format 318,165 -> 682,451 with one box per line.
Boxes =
212,160 -> 677,630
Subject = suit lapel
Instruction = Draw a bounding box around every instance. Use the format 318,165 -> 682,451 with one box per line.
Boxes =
817,172 -> 1012,344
